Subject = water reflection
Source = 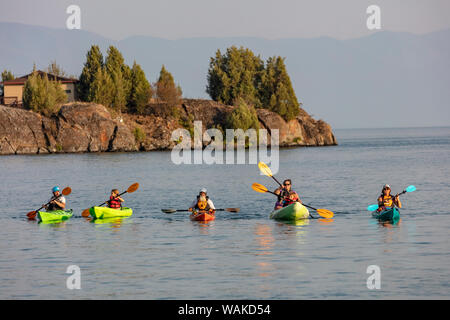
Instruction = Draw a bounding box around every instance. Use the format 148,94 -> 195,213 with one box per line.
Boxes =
317,218 -> 334,226
192,220 -> 214,235
38,221 -> 69,228
92,217 -> 129,229
274,219 -> 310,246
253,224 -> 275,278
254,223 -> 274,256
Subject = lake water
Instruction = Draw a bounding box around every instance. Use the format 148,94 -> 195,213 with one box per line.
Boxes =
0,127 -> 449,299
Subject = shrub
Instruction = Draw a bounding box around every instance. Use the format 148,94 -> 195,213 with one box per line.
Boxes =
225,98 -> 260,131
133,126 -> 146,143
23,70 -> 67,116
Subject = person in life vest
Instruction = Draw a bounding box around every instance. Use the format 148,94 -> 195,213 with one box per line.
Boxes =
189,188 -> 215,213
377,184 -> 401,211
107,189 -> 124,209
45,186 -> 66,211
274,179 -> 301,210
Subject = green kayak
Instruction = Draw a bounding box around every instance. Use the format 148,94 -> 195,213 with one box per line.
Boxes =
372,207 -> 400,221
269,202 -> 310,221
38,210 -> 73,223
89,206 -> 133,219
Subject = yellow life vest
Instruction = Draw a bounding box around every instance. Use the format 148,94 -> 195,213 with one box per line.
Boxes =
381,195 -> 393,207
197,200 -> 208,210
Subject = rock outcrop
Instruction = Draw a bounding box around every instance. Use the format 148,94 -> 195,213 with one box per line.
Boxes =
0,102 -> 137,154
0,99 -> 337,155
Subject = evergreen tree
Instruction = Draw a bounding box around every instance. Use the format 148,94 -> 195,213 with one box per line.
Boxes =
78,45 -> 103,101
105,46 -> 131,111
87,68 -> 115,108
129,61 -> 152,113
206,46 -> 265,106
261,56 -> 300,121
207,47 -> 301,121
1,70 -> 14,96
47,60 -> 67,78
23,70 -> 67,116
155,65 -> 182,106
1,70 -> 14,81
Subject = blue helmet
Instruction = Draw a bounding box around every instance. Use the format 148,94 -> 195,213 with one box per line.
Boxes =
52,186 -> 60,193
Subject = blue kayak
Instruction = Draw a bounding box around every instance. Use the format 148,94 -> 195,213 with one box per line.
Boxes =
372,207 -> 400,221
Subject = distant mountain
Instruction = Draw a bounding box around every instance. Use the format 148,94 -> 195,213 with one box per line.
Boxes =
1,22 -> 449,128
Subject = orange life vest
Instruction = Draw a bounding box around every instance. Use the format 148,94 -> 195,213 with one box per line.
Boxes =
108,196 -> 121,209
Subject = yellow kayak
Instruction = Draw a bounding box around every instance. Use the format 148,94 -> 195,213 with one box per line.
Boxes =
269,202 -> 310,221
89,206 -> 133,219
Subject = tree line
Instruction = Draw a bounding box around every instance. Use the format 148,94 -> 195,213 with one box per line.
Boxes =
77,45 -> 182,114
2,45 -> 301,126
207,46 -> 300,122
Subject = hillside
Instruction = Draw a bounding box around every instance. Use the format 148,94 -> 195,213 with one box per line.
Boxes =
1,22 -> 449,128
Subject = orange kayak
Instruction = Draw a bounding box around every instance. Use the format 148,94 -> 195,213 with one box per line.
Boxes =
190,211 -> 215,221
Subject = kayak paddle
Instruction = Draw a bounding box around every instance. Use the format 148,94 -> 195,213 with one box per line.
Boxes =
162,208 -> 240,214
26,187 -> 72,220
366,185 -> 416,211
81,183 -> 140,217
252,183 -> 334,219
258,162 -> 283,187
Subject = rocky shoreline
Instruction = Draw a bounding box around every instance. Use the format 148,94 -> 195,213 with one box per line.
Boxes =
0,99 -> 337,155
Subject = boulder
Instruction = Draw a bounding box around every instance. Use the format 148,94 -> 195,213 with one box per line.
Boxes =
0,106 -> 49,154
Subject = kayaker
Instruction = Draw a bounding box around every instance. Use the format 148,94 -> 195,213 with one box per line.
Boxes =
274,179 -> 301,209
45,186 -> 66,211
189,188 -> 215,213
377,184 -> 401,211
107,189 -> 124,209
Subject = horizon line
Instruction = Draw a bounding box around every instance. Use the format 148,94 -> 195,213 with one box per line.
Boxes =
1,20 -> 449,43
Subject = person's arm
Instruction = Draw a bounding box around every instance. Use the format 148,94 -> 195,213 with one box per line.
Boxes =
117,196 -> 125,203
189,199 -> 196,211
395,195 -> 402,208
377,196 -> 383,206
208,199 -> 215,210
295,193 -> 302,204
51,197 -> 65,209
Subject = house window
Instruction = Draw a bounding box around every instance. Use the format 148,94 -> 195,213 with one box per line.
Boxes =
65,90 -> 71,94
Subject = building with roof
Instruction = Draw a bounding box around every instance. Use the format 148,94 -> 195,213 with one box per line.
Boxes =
1,70 -> 78,106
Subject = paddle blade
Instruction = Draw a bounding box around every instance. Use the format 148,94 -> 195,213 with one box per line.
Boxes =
367,204 -> 379,211
316,209 -> 334,219
225,208 -> 240,212
127,183 -> 139,194
62,187 -> 72,196
258,162 -> 273,177
26,211 -> 37,219
161,209 -> 177,214
252,183 -> 268,193
81,208 -> 91,217
405,185 -> 416,193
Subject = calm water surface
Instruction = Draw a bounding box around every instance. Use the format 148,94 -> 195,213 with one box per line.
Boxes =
0,127 -> 449,299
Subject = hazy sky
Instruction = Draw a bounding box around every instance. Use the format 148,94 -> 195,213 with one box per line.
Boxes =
1,0 -> 449,40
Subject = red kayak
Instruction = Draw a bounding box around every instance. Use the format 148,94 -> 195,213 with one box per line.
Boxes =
190,210 -> 216,222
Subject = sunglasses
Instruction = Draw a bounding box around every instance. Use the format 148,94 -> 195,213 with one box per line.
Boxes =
284,183 -> 291,186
